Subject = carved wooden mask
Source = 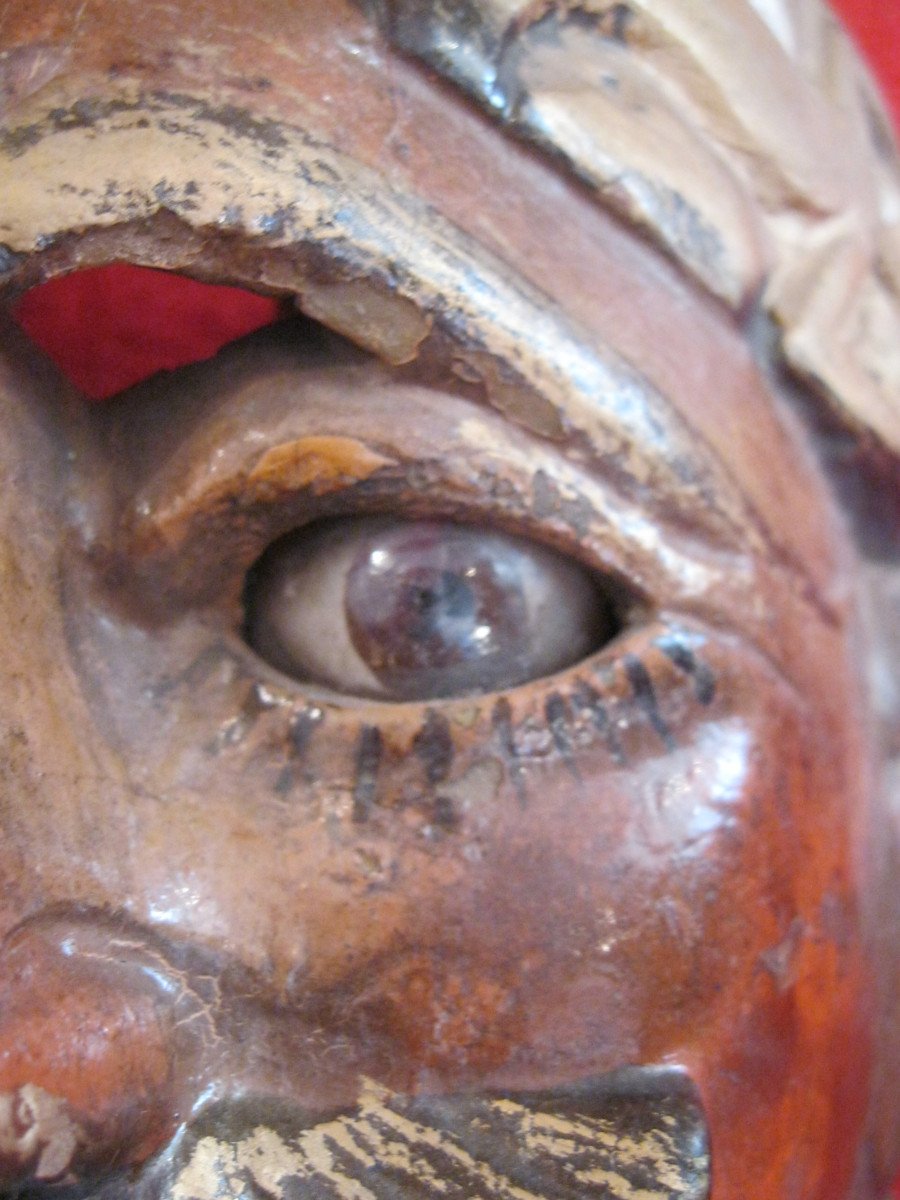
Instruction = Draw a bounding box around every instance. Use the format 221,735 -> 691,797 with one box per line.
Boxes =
0,1 -> 897,1198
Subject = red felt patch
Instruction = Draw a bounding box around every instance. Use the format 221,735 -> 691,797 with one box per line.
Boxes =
14,264 -> 282,400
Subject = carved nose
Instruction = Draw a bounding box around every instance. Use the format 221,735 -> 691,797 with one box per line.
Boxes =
0,913 -> 200,1193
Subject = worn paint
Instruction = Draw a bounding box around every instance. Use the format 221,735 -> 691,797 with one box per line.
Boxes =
247,436 -> 397,494
166,1074 -> 709,1200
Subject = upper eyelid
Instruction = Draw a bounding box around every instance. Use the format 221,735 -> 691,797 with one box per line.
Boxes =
74,318 -> 746,555
72,339 -> 755,632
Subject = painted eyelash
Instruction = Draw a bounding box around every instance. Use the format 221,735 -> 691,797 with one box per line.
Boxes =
208,628 -> 720,823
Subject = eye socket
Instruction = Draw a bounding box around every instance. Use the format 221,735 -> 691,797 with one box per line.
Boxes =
243,517 -> 622,702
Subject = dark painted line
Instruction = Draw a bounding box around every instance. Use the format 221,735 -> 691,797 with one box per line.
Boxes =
572,680 -> 626,766
544,692 -> 580,779
290,706 -> 323,759
413,709 -> 454,787
624,654 -> 677,752
431,794 -> 460,831
352,725 -> 383,823
492,698 -> 527,806
273,707 -> 324,798
608,2 -> 635,43
274,765 -> 295,797
656,636 -> 717,705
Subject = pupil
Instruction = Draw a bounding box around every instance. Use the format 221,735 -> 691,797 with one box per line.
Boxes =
407,573 -> 476,642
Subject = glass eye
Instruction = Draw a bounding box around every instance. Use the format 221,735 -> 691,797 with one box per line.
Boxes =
244,518 -> 620,702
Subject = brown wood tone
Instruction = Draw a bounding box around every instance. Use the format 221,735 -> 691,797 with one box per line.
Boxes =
0,2 -> 897,1198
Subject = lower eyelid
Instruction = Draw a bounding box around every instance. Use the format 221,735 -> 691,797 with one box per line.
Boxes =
204,616 -> 726,753
165,617 -> 734,834
95,605 -> 785,841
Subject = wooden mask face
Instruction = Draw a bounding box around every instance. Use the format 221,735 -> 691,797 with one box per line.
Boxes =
0,2 -> 896,1198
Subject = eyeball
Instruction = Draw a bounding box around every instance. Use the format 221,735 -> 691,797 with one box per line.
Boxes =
244,517 -> 620,702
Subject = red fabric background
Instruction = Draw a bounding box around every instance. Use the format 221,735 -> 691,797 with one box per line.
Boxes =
832,0 -> 900,130
8,3 -> 900,1194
